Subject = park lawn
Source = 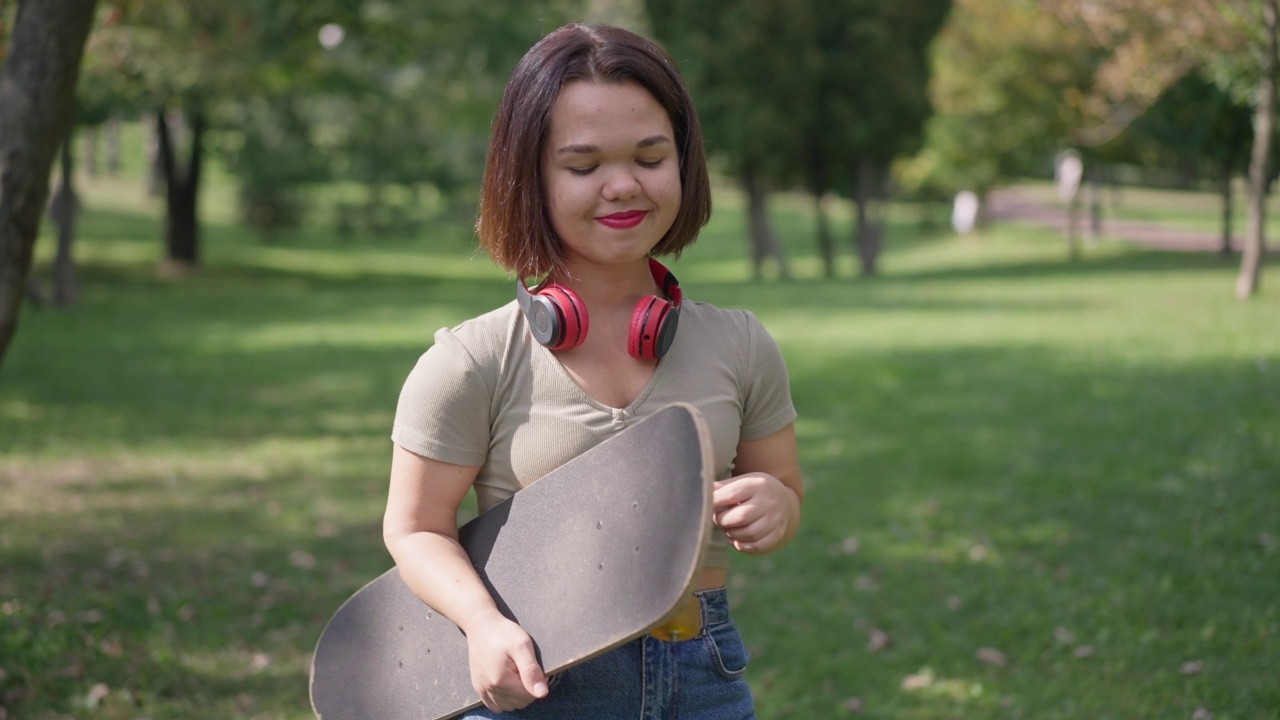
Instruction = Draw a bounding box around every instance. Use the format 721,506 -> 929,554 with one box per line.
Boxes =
1,173 -> 1278,720
1008,179 -> 1280,239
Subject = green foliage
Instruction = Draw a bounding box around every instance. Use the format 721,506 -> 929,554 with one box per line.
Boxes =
79,0 -> 586,235
647,0 -> 950,195
904,0 -> 1096,197
647,0 -> 808,180
1122,70 -> 1255,176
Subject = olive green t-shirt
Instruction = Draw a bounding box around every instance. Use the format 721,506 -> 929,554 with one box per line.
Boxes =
391,298 -> 796,569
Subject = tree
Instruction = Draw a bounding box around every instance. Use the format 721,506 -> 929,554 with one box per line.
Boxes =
647,0 -> 949,278
646,0 -> 799,280
1047,0 -> 1277,298
0,0 -> 98,368
907,0 -> 1095,216
1123,71 -> 1254,255
802,0 -> 951,276
85,0 -> 584,256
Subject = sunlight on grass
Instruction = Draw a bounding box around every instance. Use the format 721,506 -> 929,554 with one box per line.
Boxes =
3,176 -> 1279,719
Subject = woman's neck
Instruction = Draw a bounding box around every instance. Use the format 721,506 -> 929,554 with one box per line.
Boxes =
551,258 -> 662,310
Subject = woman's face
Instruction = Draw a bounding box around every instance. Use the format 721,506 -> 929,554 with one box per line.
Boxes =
542,80 -> 682,272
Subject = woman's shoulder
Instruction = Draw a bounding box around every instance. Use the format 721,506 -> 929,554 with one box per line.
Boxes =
423,301 -> 523,365
681,299 -> 767,336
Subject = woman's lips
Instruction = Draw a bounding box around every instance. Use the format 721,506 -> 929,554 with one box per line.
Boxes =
597,210 -> 648,229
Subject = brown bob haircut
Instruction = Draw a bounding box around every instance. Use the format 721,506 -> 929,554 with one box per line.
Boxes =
476,24 -> 712,279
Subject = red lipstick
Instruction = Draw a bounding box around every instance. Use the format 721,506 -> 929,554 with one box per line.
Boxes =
597,210 -> 647,229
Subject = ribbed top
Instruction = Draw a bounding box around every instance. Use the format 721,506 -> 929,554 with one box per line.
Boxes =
392,299 -> 796,569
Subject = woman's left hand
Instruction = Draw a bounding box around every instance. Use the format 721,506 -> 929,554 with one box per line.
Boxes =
712,472 -> 799,554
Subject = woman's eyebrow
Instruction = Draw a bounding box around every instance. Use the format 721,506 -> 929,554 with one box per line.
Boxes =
636,134 -> 673,149
556,135 -> 673,155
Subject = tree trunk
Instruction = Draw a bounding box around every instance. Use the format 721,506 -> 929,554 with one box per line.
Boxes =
854,158 -> 885,277
106,116 -> 121,174
157,108 -> 206,267
1220,163 -> 1234,257
813,192 -> 834,279
0,0 -> 98,368
741,170 -> 790,281
1238,0 -> 1277,299
1065,189 -> 1082,261
1087,163 -> 1102,242
50,130 -> 80,306
83,124 -> 98,177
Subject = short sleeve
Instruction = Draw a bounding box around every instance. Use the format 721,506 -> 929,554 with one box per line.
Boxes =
740,311 -> 797,441
390,328 -> 494,466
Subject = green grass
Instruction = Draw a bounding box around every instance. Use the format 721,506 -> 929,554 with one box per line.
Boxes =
1009,179 -> 1280,237
2,170 -> 1278,720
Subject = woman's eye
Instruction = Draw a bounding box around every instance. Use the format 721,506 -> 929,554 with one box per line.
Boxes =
638,158 -> 664,169
568,166 -> 597,176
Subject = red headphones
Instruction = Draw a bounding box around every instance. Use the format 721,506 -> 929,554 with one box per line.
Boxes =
516,258 -> 682,360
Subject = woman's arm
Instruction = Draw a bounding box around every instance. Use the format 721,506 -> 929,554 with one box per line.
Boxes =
712,423 -> 804,554
383,445 -> 549,712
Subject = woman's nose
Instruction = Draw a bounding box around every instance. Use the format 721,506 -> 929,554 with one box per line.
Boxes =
602,166 -> 641,201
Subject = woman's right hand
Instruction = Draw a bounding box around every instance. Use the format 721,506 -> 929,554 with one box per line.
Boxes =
465,610 -> 550,713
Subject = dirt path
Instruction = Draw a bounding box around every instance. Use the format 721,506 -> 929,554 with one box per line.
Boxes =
987,187 -> 1231,253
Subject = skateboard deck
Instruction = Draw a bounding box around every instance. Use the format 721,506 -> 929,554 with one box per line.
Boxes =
310,403 -> 715,720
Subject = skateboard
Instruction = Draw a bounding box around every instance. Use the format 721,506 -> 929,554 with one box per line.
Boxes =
309,403 -> 715,720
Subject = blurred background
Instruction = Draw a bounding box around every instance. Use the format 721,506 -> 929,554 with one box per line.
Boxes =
2,1 -> 1278,719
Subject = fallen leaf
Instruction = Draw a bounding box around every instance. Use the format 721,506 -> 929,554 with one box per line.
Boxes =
250,571 -> 269,587
1181,660 -> 1204,675
866,628 -> 891,653
901,671 -> 933,691
1191,707 -> 1213,720
250,653 -> 270,671
100,638 -> 123,658
86,683 -> 110,709
1053,626 -> 1076,645
968,544 -> 989,562
975,647 -> 1007,666
178,605 -> 195,622
289,550 -> 317,570
77,609 -> 105,625
841,536 -> 861,555
842,697 -> 864,713
945,595 -> 963,611
854,574 -> 878,592
1073,645 -> 1096,658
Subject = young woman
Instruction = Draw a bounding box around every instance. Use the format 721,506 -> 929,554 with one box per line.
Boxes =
383,23 -> 802,719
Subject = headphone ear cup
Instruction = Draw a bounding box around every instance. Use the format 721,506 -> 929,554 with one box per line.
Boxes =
628,295 -> 674,360
538,284 -> 589,350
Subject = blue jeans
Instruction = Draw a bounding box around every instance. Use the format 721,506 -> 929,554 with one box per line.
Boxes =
461,587 -> 755,719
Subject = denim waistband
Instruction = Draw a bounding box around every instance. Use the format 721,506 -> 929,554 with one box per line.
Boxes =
693,586 -> 730,626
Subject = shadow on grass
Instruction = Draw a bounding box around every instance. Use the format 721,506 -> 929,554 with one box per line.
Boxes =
3,338 -> 1277,718
5,203 -> 1279,718
738,345 -> 1279,718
